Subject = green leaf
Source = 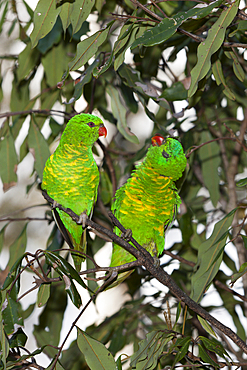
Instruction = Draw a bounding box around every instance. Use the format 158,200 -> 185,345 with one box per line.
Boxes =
37,16 -> 63,54
9,327 -> 27,348
225,50 -> 245,82
37,283 -> 51,308
188,0 -> 240,97
236,177 -> 247,187
2,296 -> 24,336
131,0 -> 223,49
30,0 -> 61,48
212,60 -> 235,100
0,1 -> 8,35
199,336 -> 231,361
70,0 -> 95,35
27,116 -> 50,179
0,126 -> 18,192
68,22 -> 113,72
199,131 -> 220,207
8,225 -> 27,269
33,284 -> 67,358
190,210 -> 235,303
0,290 -> 9,369
172,337 -> 191,365
198,343 -> 219,367
197,316 -> 217,338
160,81 -> 188,101
17,41 -> 40,81
44,251 -> 89,291
106,84 -> 139,144
77,327 -> 117,370
231,260 -> 247,285
131,330 -> 173,370
42,41 -> 68,87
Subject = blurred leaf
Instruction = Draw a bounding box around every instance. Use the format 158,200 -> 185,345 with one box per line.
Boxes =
106,84 -> 139,144
8,225 -> 27,269
42,41 -> 68,86
0,126 -> 18,192
212,59 -> 235,100
190,210 -> 235,303
30,0 -> 61,48
199,131 -> 220,207
188,0 -> 240,97
236,177 -> 247,187
225,51 -> 245,82
231,261 -> 247,285
27,116 -> 51,179
17,41 -> 40,81
99,169 -> 112,204
77,327 -> 117,370
0,1 -> 8,35
33,283 -> 67,358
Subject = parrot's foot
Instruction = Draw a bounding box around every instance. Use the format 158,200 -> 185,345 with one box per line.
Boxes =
77,212 -> 88,228
153,256 -> 160,268
52,200 -> 59,209
121,228 -> 132,241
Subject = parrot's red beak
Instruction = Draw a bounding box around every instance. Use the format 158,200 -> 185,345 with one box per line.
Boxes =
151,135 -> 165,147
99,125 -> 107,137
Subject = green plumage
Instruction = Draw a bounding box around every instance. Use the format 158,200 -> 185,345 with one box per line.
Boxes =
110,137 -> 187,281
42,113 -> 106,269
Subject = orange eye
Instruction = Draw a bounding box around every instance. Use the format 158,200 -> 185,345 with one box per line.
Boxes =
87,121 -> 95,127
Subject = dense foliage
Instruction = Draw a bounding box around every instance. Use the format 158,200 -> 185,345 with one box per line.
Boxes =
0,0 -> 247,369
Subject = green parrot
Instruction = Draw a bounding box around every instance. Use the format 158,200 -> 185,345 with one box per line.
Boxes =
110,135 -> 187,285
42,113 -> 107,270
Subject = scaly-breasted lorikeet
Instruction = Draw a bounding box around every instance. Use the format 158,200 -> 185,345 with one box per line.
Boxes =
110,135 -> 187,285
42,113 -> 107,270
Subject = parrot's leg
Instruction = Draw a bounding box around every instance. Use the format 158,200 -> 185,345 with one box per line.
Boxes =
153,256 -> 160,268
121,228 -> 132,241
77,212 -> 88,228
51,200 -> 59,209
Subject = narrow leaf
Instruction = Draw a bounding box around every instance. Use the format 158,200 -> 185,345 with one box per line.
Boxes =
212,60 -> 235,100
0,127 -> 18,192
225,50 -> 245,82
199,131 -> 221,207
197,316 -> 217,337
77,327 -> 117,370
190,210 -> 235,303
27,116 -> 50,179
68,22 -> 113,71
17,41 -> 39,81
188,0 -> 240,97
106,84 -> 139,144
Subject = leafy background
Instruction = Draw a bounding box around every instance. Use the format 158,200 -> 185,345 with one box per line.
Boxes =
0,0 -> 247,369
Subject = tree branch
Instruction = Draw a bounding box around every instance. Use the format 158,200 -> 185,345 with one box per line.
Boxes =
42,190 -> 247,355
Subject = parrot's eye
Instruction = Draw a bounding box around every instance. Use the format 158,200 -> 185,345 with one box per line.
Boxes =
87,122 -> 95,127
162,150 -> 170,159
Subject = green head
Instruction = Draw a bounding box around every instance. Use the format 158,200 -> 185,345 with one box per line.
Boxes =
60,113 -> 107,148
146,135 -> 187,181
